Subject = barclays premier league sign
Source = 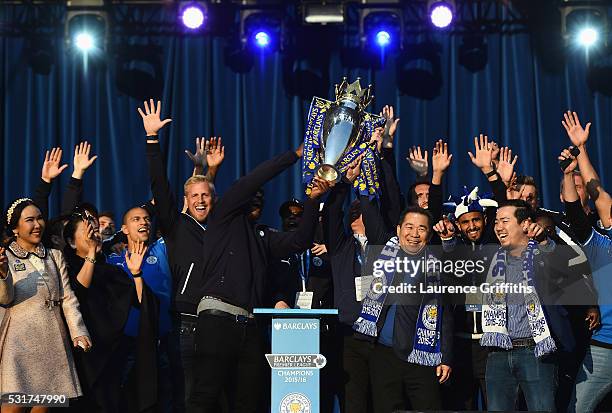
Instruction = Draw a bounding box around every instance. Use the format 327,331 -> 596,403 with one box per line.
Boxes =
267,318 -> 325,413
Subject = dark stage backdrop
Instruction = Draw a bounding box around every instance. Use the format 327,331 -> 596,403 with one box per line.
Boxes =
2,5 -> 612,228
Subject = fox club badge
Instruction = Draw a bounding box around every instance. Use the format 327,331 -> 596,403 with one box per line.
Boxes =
146,255 -> 158,265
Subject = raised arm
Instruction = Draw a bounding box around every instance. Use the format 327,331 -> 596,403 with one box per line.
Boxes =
205,137 -> 225,184
323,156 -> 362,256
560,147 -> 592,243
360,194 -> 394,245
562,111 -> 612,228
211,146 -> 303,224
268,177 -> 334,258
430,139 -> 453,223
468,134 -> 508,201
33,147 -> 68,220
138,99 -> 180,235
60,142 -> 98,215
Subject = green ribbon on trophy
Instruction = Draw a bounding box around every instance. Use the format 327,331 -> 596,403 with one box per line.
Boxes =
302,77 -> 386,199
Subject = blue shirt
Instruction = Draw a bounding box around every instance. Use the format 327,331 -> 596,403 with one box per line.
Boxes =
107,238 -> 172,337
582,229 -> 612,344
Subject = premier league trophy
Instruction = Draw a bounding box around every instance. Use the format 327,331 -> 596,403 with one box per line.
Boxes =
302,77 -> 385,198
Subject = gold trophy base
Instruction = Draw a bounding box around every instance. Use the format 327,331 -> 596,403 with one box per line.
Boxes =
316,164 -> 341,183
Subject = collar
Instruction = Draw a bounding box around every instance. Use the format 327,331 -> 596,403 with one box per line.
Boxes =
183,212 -> 207,230
8,241 -> 46,259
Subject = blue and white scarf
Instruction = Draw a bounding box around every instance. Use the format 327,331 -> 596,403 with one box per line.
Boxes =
352,237 -> 401,337
406,270 -> 443,366
480,239 -> 557,358
353,237 -> 444,366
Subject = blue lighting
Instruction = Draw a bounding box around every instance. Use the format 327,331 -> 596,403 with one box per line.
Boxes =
254,31 -> 270,47
375,30 -> 391,47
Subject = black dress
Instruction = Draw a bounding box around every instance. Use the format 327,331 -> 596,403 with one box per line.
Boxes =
64,250 -> 159,413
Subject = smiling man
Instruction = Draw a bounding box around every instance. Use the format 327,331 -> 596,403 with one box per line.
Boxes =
107,205 -> 174,411
481,199 -> 575,412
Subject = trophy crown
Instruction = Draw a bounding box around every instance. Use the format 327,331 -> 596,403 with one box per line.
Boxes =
334,77 -> 373,110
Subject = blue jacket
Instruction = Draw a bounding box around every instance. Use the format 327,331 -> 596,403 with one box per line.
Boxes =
107,238 -> 172,337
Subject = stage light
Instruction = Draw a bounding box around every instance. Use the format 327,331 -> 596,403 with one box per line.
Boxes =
74,32 -> 95,51
65,0 -> 107,55
254,31 -> 271,47
577,27 -> 599,47
375,30 -> 391,47
359,7 -> 403,53
428,1 -> 454,29
181,5 -> 205,30
561,3 -> 607,49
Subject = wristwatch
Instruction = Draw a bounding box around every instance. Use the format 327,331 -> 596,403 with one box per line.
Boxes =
84,256 -> 96,264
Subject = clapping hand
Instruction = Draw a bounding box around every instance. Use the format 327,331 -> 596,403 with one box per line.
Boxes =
73,141 -> 98,179
41,147 -> 68,183
407,146 -> 429,176
562,111 -> 591,148
137,99 -> 172,137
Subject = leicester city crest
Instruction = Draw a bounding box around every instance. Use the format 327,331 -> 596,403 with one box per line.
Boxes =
422,304 -> 438,330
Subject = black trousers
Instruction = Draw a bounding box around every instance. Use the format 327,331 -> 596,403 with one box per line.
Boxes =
369,344 -> 441,413
187,313 -> 265,413
442,337 -> 488,411
340,332 -> 376,413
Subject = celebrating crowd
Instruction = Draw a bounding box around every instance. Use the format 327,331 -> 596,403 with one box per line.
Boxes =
0,99 -> 611,413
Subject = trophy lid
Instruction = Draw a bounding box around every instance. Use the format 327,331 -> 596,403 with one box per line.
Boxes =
334,77 -> 373,110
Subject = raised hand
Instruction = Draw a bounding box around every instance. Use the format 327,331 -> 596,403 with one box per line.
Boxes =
380,105 -> 400,148
207,137 -> 225,168
137,99 -> 172,137
72,141 -> 98,179
125,240 -> 147,275
345,155 -> 364,183
562,111 -> 591,148
468,134 -> 494,172
185,137 -> 208,169
41,147 -> 68,183
407,146 -> 429,176
496,147 -> 518,184
432,139 -> 453,175
0,247 -> 8,279
558,147 -> 579,175
308,176 -> 335,199
433,216 -> 456,239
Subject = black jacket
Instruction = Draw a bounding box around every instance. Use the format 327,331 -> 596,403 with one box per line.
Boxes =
145,142 -> 210,315
190,150 -> 319,311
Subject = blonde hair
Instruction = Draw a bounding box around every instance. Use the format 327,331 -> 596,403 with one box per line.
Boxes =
184,175 -> 216,197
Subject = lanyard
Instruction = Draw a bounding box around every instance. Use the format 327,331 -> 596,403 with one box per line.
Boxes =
297,250 -> 311,292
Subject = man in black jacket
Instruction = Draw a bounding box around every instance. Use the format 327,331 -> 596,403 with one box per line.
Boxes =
137,99 -> 333,412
